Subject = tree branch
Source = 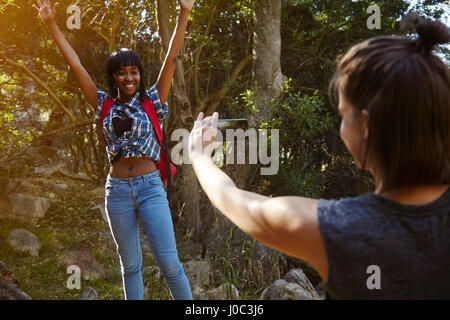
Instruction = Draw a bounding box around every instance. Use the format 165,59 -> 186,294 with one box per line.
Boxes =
0,51 -> 77,123
40,119 -> 94,137
194,0 -> 219,105
198,54 -> 253,115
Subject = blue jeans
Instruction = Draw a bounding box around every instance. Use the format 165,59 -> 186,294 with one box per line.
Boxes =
105,171 -> 192,300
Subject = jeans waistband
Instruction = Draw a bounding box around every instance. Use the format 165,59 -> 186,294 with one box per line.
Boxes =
106,170 -> 160,185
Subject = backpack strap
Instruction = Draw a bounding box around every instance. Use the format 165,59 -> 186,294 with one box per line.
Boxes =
140,98 -> 163,145
141,98 -> 176,187
100,98 -> 116,142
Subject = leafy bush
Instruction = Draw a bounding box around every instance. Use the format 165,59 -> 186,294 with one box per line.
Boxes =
259,82 -> 334,198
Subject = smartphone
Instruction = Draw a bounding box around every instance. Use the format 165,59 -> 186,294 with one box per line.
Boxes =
217,118 -> 248,135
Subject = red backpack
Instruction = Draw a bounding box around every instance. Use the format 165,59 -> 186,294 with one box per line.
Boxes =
99,97 -> 176,184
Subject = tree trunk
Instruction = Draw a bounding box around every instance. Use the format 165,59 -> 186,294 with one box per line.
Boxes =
221,0 -> 287,228
156,0 -> 202,243
253,0 -> 286,123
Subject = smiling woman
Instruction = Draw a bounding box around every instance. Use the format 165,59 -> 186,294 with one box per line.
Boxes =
33,0 -> 196,300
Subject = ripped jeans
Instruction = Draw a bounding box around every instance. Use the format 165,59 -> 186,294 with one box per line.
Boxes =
105,171 -> 192,300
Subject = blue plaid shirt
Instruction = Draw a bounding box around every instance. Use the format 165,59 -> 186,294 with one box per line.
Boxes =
94,84 -> 168,164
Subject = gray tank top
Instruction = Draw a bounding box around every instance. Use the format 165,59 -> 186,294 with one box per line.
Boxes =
318,187 -> 450,299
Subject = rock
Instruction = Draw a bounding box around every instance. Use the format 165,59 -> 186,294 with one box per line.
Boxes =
183,260 -> 212,288
315,281 -> 327,300
52,183 -> 69,192
260,279 -> 317,300
140,234 -> 154,259
58,250 -> 109,281
191,286 -> 207,300
2,194 -> 51,222
98,232 -> 115,249
0,261 -> 20,288
81,287 -> 99,300
282,268 -> 321,299
205,283 -> 240,300
34,161 -> 71,177
92,203 -> 108,223
7,229 -> 41,257
34,161 -> 92,181
143,266 -> 161,280
0,278 -> 32,300
0,261 -> 31,300
259,268 -> 321,300
90,186 -> 105,197
19,180 -> 39,192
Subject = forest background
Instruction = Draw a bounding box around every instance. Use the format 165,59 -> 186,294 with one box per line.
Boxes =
0,0 -> 448,299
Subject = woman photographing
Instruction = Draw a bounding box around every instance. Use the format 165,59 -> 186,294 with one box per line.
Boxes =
189,15 -> 450,299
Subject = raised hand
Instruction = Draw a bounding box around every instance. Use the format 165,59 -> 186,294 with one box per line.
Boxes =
188,112 -> 220,161
178,0 -> 195,12
32,0 -> 58,24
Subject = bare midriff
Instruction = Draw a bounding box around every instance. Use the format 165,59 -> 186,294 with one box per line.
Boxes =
109,156 -> 157,178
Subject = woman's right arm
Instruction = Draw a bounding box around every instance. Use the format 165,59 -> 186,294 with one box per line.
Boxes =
33,0 -> 98,108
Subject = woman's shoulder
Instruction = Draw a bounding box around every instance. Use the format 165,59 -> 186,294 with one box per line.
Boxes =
318,185 -> 450,223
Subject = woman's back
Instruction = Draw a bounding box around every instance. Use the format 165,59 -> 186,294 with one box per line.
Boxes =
318,186 -> 450,299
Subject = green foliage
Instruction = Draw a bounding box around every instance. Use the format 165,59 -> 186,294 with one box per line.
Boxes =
258,81 -> 335,197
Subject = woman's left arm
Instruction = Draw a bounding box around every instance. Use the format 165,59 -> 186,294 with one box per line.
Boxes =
156,0 -> 194,104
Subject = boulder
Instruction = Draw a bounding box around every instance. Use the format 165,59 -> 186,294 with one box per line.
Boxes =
143,266 -> 161,280
205,283 -> 240,300
50,183 -> 69,192
92,203 -> 108,223
183,260 -> 212,288
3,194 -> 51,222
34,162 -> 92,181
0,277 -> 32,300
90,186 -> 105,197
98,232 -> 115,249
58,250 -> 109,281
0,260 -> 31,300
81,286 -> 99,300
259,268 -> 321,300
283,268 -> 321,299
7,229 -> 41,257
191,283 -> 240,300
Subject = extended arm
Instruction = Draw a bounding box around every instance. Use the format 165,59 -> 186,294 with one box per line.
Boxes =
188,113 -> 329,281
156,0 -> 194,104
33,0 -> 98,108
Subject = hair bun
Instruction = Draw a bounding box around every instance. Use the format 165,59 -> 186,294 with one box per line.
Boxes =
401,13 -> 450,53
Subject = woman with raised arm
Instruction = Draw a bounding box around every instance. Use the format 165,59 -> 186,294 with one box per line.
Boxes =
189,15 -> 450,299
34,0 -> 194,300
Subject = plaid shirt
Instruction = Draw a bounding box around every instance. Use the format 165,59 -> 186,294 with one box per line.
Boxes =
94,84 -> 168,164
